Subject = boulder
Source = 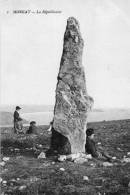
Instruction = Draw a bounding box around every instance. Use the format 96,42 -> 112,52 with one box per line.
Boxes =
37,152 -> 46,159
51,17 -> 93,154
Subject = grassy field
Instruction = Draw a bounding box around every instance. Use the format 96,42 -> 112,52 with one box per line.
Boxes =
1,120 -> 130,195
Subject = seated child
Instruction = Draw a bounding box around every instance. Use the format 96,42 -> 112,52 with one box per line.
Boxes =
85,128 -> 112,161
26,121 -> 37,134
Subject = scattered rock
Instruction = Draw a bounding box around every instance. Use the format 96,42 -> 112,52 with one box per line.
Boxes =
60,168 -> 65,171
2,180 -> 7,185
122,157 -> 130,163
74,157 -> 88,164
58,153 -> 92,162
127,152 -> 130,156
97,142 -> 101,145
0,161 -> 6,166
83,176 -> 89,181
112,156 -> 116,160
17,178 -> 20,181
42,162 -> 51,167
15,148 -> 20,151
10,179 -> 16,182
117,147 -> 123,151
58,155 -> 67,162
25,148 -> 30,150
52,162 -> 55,165
86,154 -> 92,159
36,144 -> 43,149
38,152 -> 46,159
19,185 -> 27,190
68,153 -> 81,160
103,162 -> 113,167
90,163 -> 96,167
75,153 -> 92,160
3,157 -> 10,162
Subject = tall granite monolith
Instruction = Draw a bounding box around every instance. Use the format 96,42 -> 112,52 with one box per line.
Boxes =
50,17 -> 93,155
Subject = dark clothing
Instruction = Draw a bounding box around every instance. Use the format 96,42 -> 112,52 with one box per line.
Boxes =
85,137 -> 99,158
13,110 -> 22,122
26,126 -> 37,134
13,110 -> 23,133
85,137 -> 112,161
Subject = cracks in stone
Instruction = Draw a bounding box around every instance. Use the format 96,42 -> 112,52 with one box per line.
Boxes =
56,73 -> 89,117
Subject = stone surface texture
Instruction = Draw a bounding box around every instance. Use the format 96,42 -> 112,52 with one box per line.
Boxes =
52,17 -> 93,154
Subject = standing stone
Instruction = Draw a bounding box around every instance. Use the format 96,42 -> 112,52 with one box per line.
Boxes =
50,17 -> 93,155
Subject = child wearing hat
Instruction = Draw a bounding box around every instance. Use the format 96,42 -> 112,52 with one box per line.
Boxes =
85,128 -> 112,161
13,106 -> 23,134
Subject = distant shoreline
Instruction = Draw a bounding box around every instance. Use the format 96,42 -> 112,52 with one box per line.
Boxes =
1,118 -> 130,128
0,109 -> 130,127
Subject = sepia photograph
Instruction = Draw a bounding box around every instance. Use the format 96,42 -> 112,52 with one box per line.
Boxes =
1,0 -> 130,194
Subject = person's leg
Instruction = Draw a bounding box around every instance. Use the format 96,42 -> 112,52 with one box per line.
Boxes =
19,121 -> 23,130
102,151 -> 112,161
14,122 -> 17,133
97,145 -> 112,161
21,121 -> 24,133
14,122 -> 19,134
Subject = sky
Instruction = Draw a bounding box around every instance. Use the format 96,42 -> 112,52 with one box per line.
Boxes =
1,0 -> 130,108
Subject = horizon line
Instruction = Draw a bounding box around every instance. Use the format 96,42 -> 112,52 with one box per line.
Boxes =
0,104 -> 130,110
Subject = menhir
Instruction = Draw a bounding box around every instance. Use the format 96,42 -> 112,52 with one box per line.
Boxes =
50,17 -> 93,155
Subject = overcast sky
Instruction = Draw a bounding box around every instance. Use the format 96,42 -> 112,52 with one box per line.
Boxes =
1,0 -> 130,108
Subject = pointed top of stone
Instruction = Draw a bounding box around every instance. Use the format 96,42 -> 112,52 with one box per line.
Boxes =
67,17 -> 80,31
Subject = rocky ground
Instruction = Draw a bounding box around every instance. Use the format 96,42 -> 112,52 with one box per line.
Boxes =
0,120 -> 130,195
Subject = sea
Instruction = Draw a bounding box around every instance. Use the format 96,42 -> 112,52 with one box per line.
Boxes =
21,109 -> 130,126
0,109 -> 130,127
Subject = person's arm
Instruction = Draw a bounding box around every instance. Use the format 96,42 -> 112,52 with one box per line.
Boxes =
90,143 -> 99,158
101,151 -> 112,161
